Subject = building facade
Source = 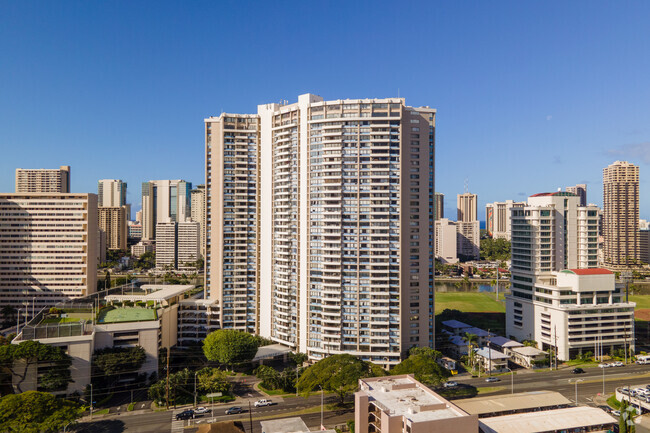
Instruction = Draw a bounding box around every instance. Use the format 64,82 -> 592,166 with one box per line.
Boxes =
98,179 -> 130,220
485,200 -> 525,240
603,161 -> 639,269
435,219 -> 458,264
565,184 -> 587,206
457,221 -> 480,260
141,180 -> 192,240
434,192 -> 444,221
98,206 -> 128,251
456,193 -> 477,222
190,184 -> 206,258
0,193 -> 98,316
15,166 -> 70,193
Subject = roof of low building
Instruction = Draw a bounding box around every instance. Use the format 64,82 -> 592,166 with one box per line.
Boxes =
529,192 -> 577,197
455,391 -> 571,416
441,319 -> 472,329
464,327 -> 495,338
259,417 -> 336,433
105,284 -> 195,302
253,344 -> 293,361
489,336 -> 523,348
562,268 -> 613,275
474,347 -> 509,360
478,406 -> 616,433
448,335 -> 468,346
511,346 -> 547,357
197,421 -> 246,433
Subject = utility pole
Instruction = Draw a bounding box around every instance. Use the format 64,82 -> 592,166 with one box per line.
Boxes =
487,329 -> 492,375
166,347 -> 170,409
554,325 -> 558,370
248,400 -> 253,433
90,384 -> 93,419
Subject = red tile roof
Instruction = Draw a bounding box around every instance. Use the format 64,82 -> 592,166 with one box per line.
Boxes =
562,268 -> 613,275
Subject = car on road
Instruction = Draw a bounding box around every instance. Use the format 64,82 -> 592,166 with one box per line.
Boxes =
443,381 -> 458,388
194,407 -> 210,415
611,410 -> 621,417
598,363 -> 612,368
175,410 -> 194,420
254,399 -> 273,407
611,361 -> 624,367
225,407 -> 243,415
485,377 -> 500,383
571,368 -> 585,374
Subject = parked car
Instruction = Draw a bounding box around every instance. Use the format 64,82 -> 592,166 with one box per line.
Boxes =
612,410 -> 621,417
443,381 -> 458,388
611,361 -> 624,367
175,410 -> 194,420
254,399 -> 273,407
225,407 -> 243,415
485,377 -> 500,383
571,368 -> 585,374
598,363 -> 611,368
194,407 -> 210,415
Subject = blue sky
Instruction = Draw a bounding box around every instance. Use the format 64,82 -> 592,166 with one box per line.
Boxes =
1,1 -> 649,219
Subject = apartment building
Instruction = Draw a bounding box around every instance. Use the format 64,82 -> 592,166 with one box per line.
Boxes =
641,228 -> 650,264
155,221 -> 200,271
355,375 -> 478,433
603,161 -> 640,269
98,179 -> 130,219
141,180 -> 192,240
435,219 -> 458,264
98,206 -> 128,251
565,184 -> 587,206
205,94 -> 435,367
127,221 -> 142,242
155,222 -> 177,270
0,193 -> 98,315
485,200 -> 525,240
15,166 -> 70,193
190,184 -> 206,258
204,114 -> 260,333
131,240 -> 155,258
434,192 -> 444,221
457,221 -> 480,260
456,193 -> 477,222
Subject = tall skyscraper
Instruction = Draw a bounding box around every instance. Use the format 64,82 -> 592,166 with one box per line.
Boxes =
0,193 -> 98,315
98,179 -> 130,219
434,193 -> 444,221
485,200 -> 525,240
190,185 -> 206,259
155,221 -> 200,271
141,180 -> 192,240
15,166 -> 70,193
98,207 -> 128,251
565,184 -> 587,206
603,161 -> 640,269
456,193 -> 477,222
206,94 -> 435,368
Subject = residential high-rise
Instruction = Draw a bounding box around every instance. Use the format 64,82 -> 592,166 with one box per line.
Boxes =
435,219 -> 458,264
205,114 -> 260,333
0,193 -> 98,315
190,185 -> 206,258
98,206 -> 128,251
155,222 -> 177,270
206,94 -> 435,368
565,184 -> 587,206
457,193 -> 477,222
434,192 -> 444,221
15,166 -> 70,193
485,200 -> 525,240
141,180 -> 192,240
98,179 -> 130,220
155,218 -> 201,271
640,229 -> 650,264
177,221 -> 201,270
603,161 -> 639,269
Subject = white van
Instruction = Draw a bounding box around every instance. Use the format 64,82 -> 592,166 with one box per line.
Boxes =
636,355 -> 650,365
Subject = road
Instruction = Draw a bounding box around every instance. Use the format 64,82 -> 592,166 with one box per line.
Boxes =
75,364 -> 650,432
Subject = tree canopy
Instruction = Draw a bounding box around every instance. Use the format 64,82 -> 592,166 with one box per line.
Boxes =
93,346 -> 146,376
391,354 -> 450,387
0,391 -> 83,433
0,341 -> 72,393
197,367 -> 231,395
296,354 -> 384,404
480,237 -> 511,261
203,330 -> 259,366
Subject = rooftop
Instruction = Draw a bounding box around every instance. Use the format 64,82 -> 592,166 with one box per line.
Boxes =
479,406 -> 616,433
359,375 -> 470,423
511,346 -> 547,357
474,347 -> 509,360
489,336 -> 523,348
561,268 -> 613,276
463,327 -> 495,338
253,344 -> 293,362
105,284 -> 195,303
441,320 -> 472,330
97,306 -> 157,324
455,391 -> 571,416
259,417 -> 336,433
529,192 -> 577,197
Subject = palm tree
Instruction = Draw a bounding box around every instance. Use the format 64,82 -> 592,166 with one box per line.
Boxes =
463,332 -> 478,371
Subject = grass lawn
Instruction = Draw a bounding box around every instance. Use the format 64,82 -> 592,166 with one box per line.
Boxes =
476,386 -> 506,394
40,317 -> 83,324
258,384 -> 293,396
435,292 -> 505,314
607,395 -> 621,409
630,295 -> 650,309
93,409 -> 110,415
97,306 -> 156,323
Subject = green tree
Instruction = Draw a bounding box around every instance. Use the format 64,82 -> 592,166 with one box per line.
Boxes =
619,399 -> 637,433
391,354 -> 450,387
290,352 -> 308,366
254,365 -> 281,390
203,330 -> 258,367
0,341 -> 72,393
408,347 -> 442,360
148,368 -> 195,407
0,391 -> 83,433
480,238 -> 511,261
93,346 -> 146,376
296,354 -> 385,404
462,333 -> 478,371
197,367 -> 231,395
1,306 -> 17,328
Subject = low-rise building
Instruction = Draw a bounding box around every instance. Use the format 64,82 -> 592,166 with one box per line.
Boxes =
131,240 -> 155,258
509,346 -> 547,368
473,347 -> 509,373
478,406 -> 616,433
260,417 -> 335,433
355,375 -> 478,433
177,298 -> 220,346
488,336 -> 523,355
455,391 -> 572,419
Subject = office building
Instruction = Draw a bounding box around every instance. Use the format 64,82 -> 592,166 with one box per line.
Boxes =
127,221 -> 142,242
98,179 -> 130,220
435,219 -> 458,264
15,166 -> 70,193
205,113 -> 260,333
0,193 -> 98,315
98,206 -> 128,251
603,161 -> 640,269
190,185 -> 206,258
485,200 -> 525,240
141,180 -> 192,240
457,192 -> 477,222
355,375 -> 478,433
206,94 -> 435,367
434,192 -> 444,221
155,221 -> 200,271
565,184 -> 587,206
135,210 -> 142,224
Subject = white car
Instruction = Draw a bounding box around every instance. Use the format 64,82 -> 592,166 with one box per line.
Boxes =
598,363 -> 611,368
443,381 -> 458,388
193,407 -> 210,415
254,399 -> 273,407
611,361 -> 624,367
612,410 -> 621,417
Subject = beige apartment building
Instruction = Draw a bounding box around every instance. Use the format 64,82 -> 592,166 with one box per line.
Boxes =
98,179 -> 130,220
355,375 -> 478,433
141,179 -> 192,240
435,218 -> 458,264
603,161 -> 640,269
565,184 -> 587,206
456,192 -> 477,222
98,206 -> 128,251
190,184 -> 206,258
205,94 -> 435,367
15,166 -> 70,193
0,193 -> 98,316
434,192 -> 444,221
486,200 -> 525,240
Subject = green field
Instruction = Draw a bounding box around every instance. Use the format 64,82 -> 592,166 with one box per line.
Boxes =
97,307 -> 156,323
630,295 -> 650,309
40,317 -> 84,324
435,292 -> 505,314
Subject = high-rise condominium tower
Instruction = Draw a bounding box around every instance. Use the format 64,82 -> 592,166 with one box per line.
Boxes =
457,193 -> 477,222
603,161 -> 639,269
485,200 -> 525,240
0,193 -> 98,315
206,94 -> 435,367
15,166 -> 70,193
98,179 -> 130,219
190,185 -> 206,259
141,180 -> 192,240
98,207 -> 128,251
434,193 -> 444,221
565,184 -> 587,207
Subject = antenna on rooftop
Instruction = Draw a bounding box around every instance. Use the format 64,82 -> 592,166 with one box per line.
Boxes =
464,178 -> 469,194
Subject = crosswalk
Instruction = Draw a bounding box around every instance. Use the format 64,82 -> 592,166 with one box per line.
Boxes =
171,410 -> 186,433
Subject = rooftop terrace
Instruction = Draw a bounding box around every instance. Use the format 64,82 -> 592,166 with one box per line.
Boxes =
97,306 -> 157,324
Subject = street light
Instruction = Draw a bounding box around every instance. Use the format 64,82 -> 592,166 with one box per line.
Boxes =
504,367 -> 514,394
318,385 -> 324,430
194,371 -> 199,408
569,379 -> 584,406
